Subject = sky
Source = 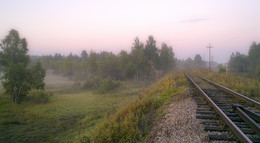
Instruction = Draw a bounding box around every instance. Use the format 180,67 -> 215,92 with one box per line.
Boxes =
0,0 -> 260,63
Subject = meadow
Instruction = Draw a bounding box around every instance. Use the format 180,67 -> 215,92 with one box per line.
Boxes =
0,72 -> 150,142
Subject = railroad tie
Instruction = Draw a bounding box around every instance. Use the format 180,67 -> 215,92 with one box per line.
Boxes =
196,115 -> 216,120
204,126 -> 226,132
208,134 -> 235,141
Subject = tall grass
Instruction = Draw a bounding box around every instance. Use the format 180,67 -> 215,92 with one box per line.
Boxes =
78,72 -> 188,142
194,69 -> 260,101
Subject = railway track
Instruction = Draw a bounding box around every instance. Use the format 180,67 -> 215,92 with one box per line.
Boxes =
186,74 -> 260,143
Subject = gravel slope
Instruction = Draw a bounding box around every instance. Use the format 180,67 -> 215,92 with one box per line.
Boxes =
146,94 -> 209,143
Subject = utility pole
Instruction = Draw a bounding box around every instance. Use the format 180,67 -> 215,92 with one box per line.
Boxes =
212,56 -> 213,69
207,44 -> 213,71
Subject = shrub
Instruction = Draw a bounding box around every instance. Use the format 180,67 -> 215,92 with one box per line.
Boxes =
219,67 -> 226,73
83,76 -> 121,93
25,91 -> 53,104
82,76 -> 102,90
97,78 -> 121,94
73,81 -> 81,88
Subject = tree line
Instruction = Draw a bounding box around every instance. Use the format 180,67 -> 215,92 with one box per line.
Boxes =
40,36 -> 176,80
228,42 -> 260,80
175,54 -> 207,69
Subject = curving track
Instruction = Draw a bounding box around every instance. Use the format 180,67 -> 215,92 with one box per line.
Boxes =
186,74 -> 260,143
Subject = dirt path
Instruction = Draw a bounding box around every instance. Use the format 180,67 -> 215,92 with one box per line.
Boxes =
146,94 -> 209,143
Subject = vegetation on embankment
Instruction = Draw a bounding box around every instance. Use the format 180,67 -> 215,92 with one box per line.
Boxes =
78,72 -> 188,143
195,70 -> 260,101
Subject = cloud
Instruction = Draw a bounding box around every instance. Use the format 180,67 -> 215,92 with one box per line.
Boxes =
180,18 -> 209,23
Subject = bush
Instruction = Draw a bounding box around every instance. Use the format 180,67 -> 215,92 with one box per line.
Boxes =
219,67 -> 226,73
218,64 -> 226,73
82,76 -> 102,90
73,81 -> 81,88
97,78 -> 121,94
83,76 -> 121,93
25,91 -> 53,104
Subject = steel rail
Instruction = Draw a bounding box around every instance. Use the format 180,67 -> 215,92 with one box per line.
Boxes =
241,107 -> 260,123
197,75 -> 260,109
235,106 -> 260,135
186,74 -> 252,143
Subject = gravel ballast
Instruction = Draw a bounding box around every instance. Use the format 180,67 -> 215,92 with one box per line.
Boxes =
146,94 -> 209,143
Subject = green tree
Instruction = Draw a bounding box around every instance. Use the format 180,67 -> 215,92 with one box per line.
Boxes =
248,42 -> 260,79
144,36 -> 159,69
81,50 -> 88,61
218,64 -> 226,73
61,58 -> 73,78
159,43 -> 175,72
228,52 -> 247,73
183,58 -> 193,69
118,50 -> 130,79
31,62 -> 46,92
131,37 -> 145,80
98,52 -> 119,79
88,51 -> 98,74
0,29 -> 31,104
54,53 -> 62,61
194,54 -> 204,68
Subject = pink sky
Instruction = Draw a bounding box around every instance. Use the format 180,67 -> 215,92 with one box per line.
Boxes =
1,0 -> 260,63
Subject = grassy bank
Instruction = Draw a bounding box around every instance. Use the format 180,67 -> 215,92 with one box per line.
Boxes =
194,69 -> 260,101
0,73 -> 149,142
78,72 -> 188,142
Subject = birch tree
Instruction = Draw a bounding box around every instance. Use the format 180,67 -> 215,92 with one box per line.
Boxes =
0,29 -> 30,104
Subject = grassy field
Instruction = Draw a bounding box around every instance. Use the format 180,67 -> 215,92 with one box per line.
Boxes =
0,73 -> 150,142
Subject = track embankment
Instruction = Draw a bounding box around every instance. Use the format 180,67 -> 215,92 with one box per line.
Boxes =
186,74 -> 260,143
147,73 -> 260,143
